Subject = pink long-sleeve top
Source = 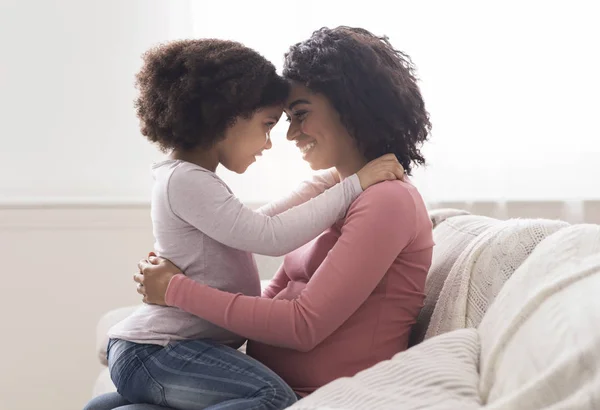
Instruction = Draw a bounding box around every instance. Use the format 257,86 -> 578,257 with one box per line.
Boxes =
165,179 -> 434,396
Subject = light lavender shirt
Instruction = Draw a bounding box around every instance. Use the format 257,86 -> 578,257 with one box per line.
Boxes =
108,160 -> 362,345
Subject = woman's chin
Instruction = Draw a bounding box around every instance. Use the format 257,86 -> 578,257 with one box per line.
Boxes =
303,153 -> 331,171
307,160 -> 328,171
304,158 -> 319,170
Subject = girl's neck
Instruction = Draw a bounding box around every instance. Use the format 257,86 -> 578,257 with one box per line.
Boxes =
170,147 -> 219,172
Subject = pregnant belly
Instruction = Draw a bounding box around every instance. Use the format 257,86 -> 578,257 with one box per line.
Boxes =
273,280 -> 307,301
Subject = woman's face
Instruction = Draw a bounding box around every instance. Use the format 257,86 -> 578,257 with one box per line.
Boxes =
218,105 -> 283,174
284,83 -> 360,172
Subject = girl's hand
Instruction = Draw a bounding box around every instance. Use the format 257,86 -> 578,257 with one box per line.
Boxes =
134,253 -> 182,306
356,154 -> 405,190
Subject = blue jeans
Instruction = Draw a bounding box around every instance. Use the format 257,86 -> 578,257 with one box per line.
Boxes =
84,338 -> 297,410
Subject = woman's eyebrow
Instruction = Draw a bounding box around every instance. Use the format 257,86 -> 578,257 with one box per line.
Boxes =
288,99 -> 311,110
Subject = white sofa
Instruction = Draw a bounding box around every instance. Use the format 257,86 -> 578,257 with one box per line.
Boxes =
93,210 -> 600,409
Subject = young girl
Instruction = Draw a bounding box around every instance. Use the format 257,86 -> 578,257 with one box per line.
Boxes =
104,39 -> 403,410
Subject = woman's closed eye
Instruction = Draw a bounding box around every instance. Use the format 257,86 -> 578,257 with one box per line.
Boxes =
286,110 -> 308,122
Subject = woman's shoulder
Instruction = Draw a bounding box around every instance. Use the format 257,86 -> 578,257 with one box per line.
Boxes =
348,180 -> 434,251
348,179 -> 431,231
354,179 -> 422,210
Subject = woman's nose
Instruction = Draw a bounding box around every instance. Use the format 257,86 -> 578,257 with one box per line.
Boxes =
287,121 -> 300,141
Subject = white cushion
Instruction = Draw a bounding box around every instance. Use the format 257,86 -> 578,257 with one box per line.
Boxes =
93,367 -> 116,398
428,208 -> 470,228
289,328 -> 481,410
96,305 -> 139,366
411,215 -> 499,345
479,224 -> 600,409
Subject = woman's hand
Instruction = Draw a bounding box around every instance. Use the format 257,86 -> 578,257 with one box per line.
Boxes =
356,153 -> 405,190
134,253 -> 182,306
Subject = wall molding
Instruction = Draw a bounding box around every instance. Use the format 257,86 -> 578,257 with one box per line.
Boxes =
1,199 -> 599,230
0,198 -> 267,210
0,207 -> 151,230
0,198 -> 151,209
0,199 -> 263,230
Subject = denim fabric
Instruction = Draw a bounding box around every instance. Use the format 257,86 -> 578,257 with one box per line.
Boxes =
83,338 -> 296,410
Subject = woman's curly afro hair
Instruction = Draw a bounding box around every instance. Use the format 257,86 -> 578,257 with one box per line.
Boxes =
283,26 -> 431,174
136,39 -> 289,151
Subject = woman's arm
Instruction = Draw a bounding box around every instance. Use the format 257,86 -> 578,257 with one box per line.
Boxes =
257,170 -> 338,217
165,182 -> 417,351
261,265 -> 291,298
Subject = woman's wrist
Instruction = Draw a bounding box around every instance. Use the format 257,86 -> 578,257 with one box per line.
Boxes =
164,273 -> 187,306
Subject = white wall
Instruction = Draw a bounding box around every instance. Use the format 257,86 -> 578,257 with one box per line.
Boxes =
0,1 -> 190,409
0,0 -> 192,204
2,0 -> 599,206
0,206 -> 154,410
191,0 -> 600,202
0,205 -> 283,410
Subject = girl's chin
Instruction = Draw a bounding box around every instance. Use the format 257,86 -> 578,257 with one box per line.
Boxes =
229,161 -> 252,175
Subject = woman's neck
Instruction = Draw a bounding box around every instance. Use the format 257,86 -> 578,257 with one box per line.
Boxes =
335,150 -> 368,181
170,147 -> 219,172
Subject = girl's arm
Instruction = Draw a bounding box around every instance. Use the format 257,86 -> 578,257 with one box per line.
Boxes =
168,155 -> 402,257
257,170 -> 338,217
168,165 -> 361,257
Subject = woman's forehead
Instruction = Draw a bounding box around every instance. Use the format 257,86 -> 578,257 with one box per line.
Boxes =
286,83 -> 312,104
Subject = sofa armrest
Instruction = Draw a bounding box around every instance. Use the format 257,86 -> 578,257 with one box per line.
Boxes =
429,208 -> 470,229
93,367 -> 116,398
96,305 -> 140,366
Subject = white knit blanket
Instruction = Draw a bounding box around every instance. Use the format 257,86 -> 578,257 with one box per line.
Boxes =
425,218 -> 567,339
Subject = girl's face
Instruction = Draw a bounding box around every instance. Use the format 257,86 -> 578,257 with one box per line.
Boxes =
218,105 -> 283,173
284,83 -> 364,174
